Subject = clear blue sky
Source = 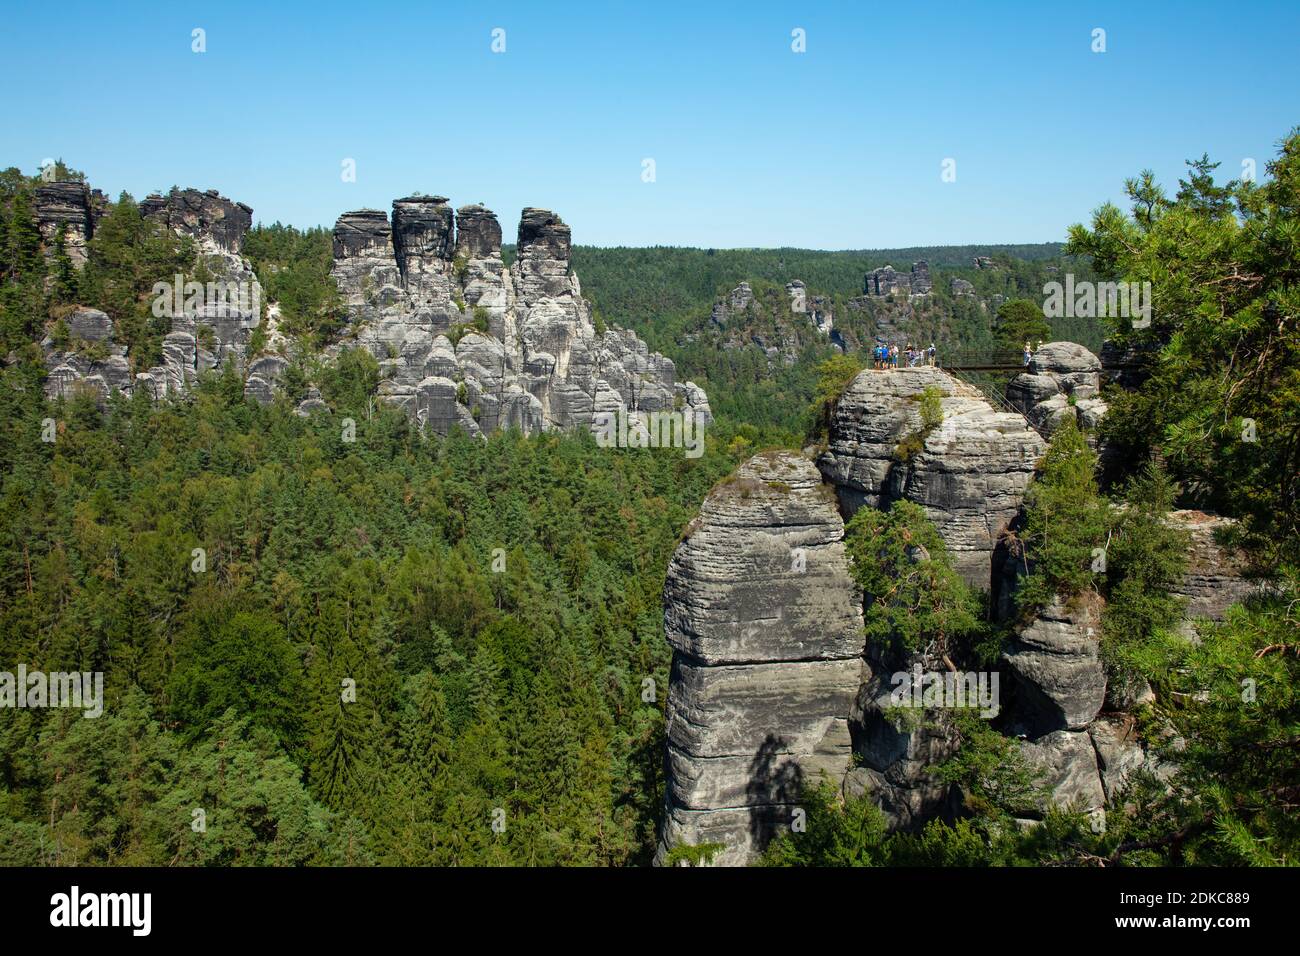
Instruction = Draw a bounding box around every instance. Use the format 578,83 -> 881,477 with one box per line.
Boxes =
3,0 -> 1297,249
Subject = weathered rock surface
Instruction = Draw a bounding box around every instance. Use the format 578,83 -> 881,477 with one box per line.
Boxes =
329,199 -> 710,436
1166,510 -> 1266,620
34,181 -> 94,268
1019,729 -> 1106,815
817,366 -> 1045,587
141,188 -> 253,254
1007,341 -> 1108,441
657,452 -> 864,866
864,261 -> 931,297
1002,592 -> 1107,734
1088,714 -> 1151,804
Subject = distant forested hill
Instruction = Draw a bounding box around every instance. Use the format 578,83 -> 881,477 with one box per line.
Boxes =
557,243 -> 1099,440
566,242 -> 1071,346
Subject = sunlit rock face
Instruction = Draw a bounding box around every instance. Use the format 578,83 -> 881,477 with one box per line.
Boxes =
656,452 -> 864,866
1006,341 -> 1108,441
41,186 -> 262,404
818,366 -> 1045,589
329,200 -> 710,436
34,181 -> 95,268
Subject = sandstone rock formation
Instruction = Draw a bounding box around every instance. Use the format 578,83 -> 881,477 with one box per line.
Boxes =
657,452 -> 864,866
34,181 -> 95,269
817,366 -> 1046,587
1166,510 -> 1266,620
140,188 -> 253,255
783,280 -> 833,335
42,187 -> 262,404
997,510 -> 1264,823
1003,592 -> 1107,734
1006,341 -> 1108,440
864,260 -> 931,297
657,357 -> 1258,855
34,177 -> 710,438
329,199 -> 710,436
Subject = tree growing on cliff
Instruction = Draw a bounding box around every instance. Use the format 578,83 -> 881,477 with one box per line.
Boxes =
806,353 -> 864,443
1013,417 -> 1110,616
845,500 -> 986,666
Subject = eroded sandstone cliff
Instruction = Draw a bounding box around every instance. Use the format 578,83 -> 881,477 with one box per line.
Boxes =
656,452 -> 864,866
817,366 -> 1046,588
34,178 -> 711,440
329,199 -> 710,436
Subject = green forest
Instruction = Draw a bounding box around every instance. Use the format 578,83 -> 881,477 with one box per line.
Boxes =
1,128 -> 1298,867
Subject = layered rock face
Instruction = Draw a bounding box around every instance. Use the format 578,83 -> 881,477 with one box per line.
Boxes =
1003,592 -> 1107,736
42,187 -> 263,405
657,453 -> 864,866
140,188 -> 253,255
329,199 -> 710,436
34,181 -> 95,268
1006,341 -> 1108,440
1166,510 -> 1266,619
34,177 -> 707,436
863,260 -> 931,296
817,366 -> 1046,587
997,510 -> 1264,821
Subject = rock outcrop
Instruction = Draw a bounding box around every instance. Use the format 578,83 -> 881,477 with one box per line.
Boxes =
35,177 -> 710,436
996,509 -> 1265,822
1006,341 -> 1108,440
784,280 -> 833,335
657,452 -> 864,866
329,199 -> 710,435
140,188 -> 253,255
658,356 -> 1268,855
41,187 -> 262,404
1003,592 -> 1107,735
817,366 -> 1046,587
1166,510 -> 1266,620
864,260 -> 931,297
34,181 -> 95,268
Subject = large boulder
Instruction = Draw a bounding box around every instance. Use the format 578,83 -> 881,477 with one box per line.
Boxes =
1006,341 -> 1107,441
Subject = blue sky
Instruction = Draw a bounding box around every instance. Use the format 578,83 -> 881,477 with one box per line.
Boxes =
3,0 -> 1297,249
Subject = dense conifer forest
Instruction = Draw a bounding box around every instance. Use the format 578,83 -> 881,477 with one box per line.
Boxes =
1,131 -> 1297,867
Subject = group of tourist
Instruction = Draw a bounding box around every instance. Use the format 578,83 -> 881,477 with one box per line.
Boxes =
873,342 -> 937,370
1022,340 -> 1045,366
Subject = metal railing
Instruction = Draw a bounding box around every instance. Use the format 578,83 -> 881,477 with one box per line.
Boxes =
939,349 -> 1029,371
